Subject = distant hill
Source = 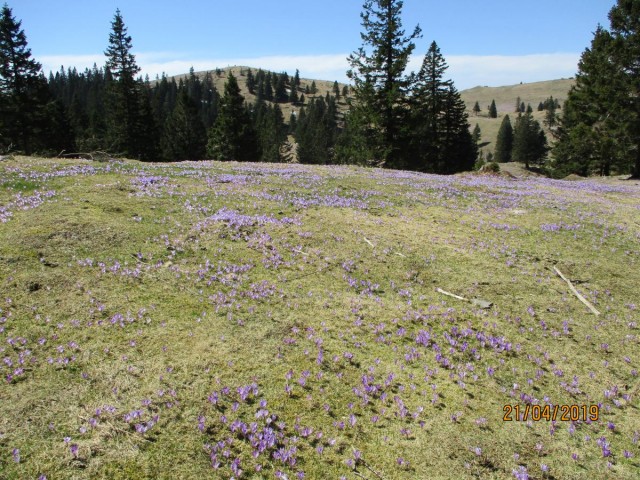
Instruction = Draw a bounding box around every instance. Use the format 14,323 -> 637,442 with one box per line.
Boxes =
460,78 -> 575,113
170,68 -> 575,158
459,78 -> 576,158
170,66 -> 351,122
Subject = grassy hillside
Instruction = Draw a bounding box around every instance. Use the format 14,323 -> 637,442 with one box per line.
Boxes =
461,79 -> 575,114
1,156 -> 639,479
175,66 -> 351,122
460,79 -> 576,159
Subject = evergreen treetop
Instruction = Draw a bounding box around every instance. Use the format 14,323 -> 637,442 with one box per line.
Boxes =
494,114 -> 513,163
347,0 -> 421,167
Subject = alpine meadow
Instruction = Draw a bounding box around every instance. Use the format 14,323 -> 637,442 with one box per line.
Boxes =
1,1 -> 640,480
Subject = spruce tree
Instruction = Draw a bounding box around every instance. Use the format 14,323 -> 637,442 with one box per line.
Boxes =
0,4 -> 61,154
207,72 -> 256,161
555,0 -> 640,177
513,112 -> 547,169
254,101 -> 287,162
488,99 -> 497,118
263,72 -> 274,101
104,9 -> 143,157
135,89 -> 160,160
408,41 -> 474,173
472,101 -> 481,116
472,124 -> 481,145
347,0 -> 421,167
289,82 -> 299,104
295,96 -> 338,164
494,114 -> 513,163
274,72 -> 288,103
162,90 -> 206,161
246,68 -> 255,94
333,80 -> 341,99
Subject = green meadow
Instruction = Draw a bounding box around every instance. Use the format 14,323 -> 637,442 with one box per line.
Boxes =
1,156 -> 639,479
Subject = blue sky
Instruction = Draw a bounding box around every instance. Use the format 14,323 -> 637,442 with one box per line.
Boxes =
12,0 -> 614,90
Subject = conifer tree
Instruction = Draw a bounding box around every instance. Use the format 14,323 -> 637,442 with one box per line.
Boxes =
274,72 -> 288,103
472,101 -> 481,116
494,114 -> 513,163
488,99 -> 497,118
200,72 -> 219,128
515,96 -> 521,113
408,41 -> 474,173
207,72 -> 257,161
347,0 -> 421,167
246,68 -> 255,93
310,80 -> 317,94
513,112 -> 547,169
472,124 -> 481,145
104,9 -> 143,157
333,81 -> 341,99
294,69 -> 301,88
136,89 -> 160,160
295,96 -> 338,164
162,90 -> 206,160
555,0 -> 640,177
254,101 -> 287,162
289,83 -> 299,104
0,4 -> 65,154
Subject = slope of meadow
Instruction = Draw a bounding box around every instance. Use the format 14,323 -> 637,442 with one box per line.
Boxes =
460,79 -> 576,159
1,157 -> 639,479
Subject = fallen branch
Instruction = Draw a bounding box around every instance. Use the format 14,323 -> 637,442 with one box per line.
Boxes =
58,151 -> 116,161
353,471 -> 370,480
361,460 -> 386,480
363,237 -> 374,248
553,266 -> 600,316
436,287 -> 466,301
436,287 -> 493,309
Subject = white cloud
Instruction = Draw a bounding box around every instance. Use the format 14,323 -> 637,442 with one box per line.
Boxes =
40,52 -> 580,90
443,53 -> 580,89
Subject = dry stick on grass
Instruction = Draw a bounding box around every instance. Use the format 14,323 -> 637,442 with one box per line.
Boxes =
361,460 -> 386,480
436,287 -> 467,301
363,237 -> 375,248
353,471 -> 371,480
553,266 -> 600,316
436,287 -> 493,309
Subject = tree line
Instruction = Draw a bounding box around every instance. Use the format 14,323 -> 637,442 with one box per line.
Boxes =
0,6 -> 341,164
6,1 -> 636,177
0,2 -> 482,174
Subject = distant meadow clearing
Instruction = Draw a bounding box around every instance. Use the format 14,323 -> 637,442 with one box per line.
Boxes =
1,157 -> 639,479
